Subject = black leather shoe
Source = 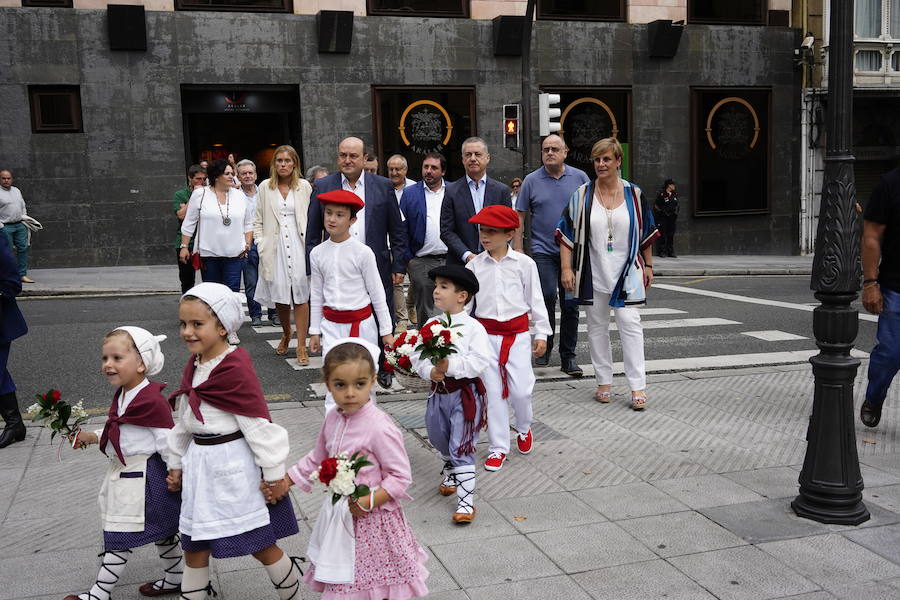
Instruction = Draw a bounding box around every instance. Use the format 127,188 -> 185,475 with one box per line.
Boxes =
860,402 -> 882,428
0,392 -> 25,449
561,358 -> 583,377
534,353 -> 550,367
377,369 -> 393,389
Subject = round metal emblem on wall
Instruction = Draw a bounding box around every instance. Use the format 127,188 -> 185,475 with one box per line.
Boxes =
399,100 -> 454,155
705,97 -> 760,160
559,97 -> 619,166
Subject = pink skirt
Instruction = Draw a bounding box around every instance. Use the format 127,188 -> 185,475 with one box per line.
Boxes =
303,507 -> 428,599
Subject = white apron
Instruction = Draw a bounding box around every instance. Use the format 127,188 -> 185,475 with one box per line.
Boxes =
180,436 -> 271,541
98,453 -> 150,533
307,496 -> 355,584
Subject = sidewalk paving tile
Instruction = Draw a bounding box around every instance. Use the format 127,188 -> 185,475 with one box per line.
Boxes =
864,483 -> 900,513
570,559 -> 717,600
427,591 -> 470,600
758,533 -> 900,591
668,545 -> 821,600
573,481 -> 691,520
859,463 -> 900,488
403,500 -> 519,546
651,473 -> 765,509
827,579 -> 900,600
842,523 -> 900,565
616,510 -> 747,558
421,547 -> 461,594
489,491 -> 606,533
430,534 -> 561,587
698,498 -> 833,543
721,466 -> 803,499
465,574 -> 593,600
526,521 -> 657,573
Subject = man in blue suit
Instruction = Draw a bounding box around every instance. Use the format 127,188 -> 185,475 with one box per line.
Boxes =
306,136 -> 408,387
440,137 -> 512,266
400,151 -> 449,327
0,232 -> 27,449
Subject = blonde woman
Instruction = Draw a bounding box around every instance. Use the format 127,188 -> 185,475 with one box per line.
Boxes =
253,145 -> 313,364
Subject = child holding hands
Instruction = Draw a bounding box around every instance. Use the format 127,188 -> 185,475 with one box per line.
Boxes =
65,326 -> 183,600
167,282 -> 302,600
266,338 -> 428,599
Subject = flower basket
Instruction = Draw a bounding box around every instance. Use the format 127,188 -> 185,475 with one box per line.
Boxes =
394,371 -> 433,393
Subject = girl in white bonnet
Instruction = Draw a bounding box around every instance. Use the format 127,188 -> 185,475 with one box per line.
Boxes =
64,326 -> 184,600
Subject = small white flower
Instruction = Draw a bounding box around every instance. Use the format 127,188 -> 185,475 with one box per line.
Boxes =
71,400 -> 88,419
26,403 -> 42,415
309,470 -> 320,482
430,323 -> 443,337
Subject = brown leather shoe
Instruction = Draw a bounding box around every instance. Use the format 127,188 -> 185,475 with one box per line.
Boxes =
452,507 -> 476,524
139,581 -> 182,596
438,484 -> 456,496
64,595 -> 80,600
275,330 -> 292,355
20,276 -> 34,283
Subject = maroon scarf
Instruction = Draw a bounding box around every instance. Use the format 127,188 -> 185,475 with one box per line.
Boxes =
168,347 -> 271,423
99,381 -> 174,465
435,376 -> 488,455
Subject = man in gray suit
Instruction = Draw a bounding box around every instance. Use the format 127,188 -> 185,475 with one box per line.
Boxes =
440,137 -> 512,266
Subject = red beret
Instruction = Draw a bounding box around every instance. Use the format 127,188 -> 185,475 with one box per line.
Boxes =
469,204 -> 520,230
318,189 -> 365,210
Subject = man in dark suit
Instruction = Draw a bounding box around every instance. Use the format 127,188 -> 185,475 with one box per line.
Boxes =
0,233 -> 27,449
306,136 -> 408,387
440,137 -> 512,265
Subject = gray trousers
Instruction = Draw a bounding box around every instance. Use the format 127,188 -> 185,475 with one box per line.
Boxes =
425,389 -> 481,467
407,255 -> 445,328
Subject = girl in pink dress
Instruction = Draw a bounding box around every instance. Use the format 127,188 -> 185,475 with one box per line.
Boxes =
267,338 -> 428,599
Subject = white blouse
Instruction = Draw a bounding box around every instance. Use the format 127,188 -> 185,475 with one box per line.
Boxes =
589,201 -> 629,294
181,186 -> 253,258
167,347 -> 289,481
93,378 -> 173,466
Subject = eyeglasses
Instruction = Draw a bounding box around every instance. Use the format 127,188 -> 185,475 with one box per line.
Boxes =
541,147 -> 563,154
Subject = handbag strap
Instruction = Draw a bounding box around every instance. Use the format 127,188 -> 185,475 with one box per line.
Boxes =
194,188 -> 205,251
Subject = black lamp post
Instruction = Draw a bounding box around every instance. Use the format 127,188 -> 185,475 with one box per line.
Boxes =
792,0 -> 869,525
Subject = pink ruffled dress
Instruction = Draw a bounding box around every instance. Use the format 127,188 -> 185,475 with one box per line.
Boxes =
287,401 -> 428,599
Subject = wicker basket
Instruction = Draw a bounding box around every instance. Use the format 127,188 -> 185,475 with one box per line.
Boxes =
395,372 -> 433,393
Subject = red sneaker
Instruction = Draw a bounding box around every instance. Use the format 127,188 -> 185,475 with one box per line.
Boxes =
484,452 -> 506,471
516,429 -> 533,454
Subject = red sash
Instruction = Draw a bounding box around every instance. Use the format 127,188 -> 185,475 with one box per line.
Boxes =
436,376 -> 487,455
323,305 -> 373,338
477,313 -> 529,399
99,381 -> 174,465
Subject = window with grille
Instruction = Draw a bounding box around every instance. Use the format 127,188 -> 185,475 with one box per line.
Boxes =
368,0 -> 468,17
28,86 -> 83,133
536,0 -> 624,21
688,0 -> 766,25
175,0 -> 292,13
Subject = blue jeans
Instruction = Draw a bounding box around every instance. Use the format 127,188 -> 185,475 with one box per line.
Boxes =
866,287 -> 900,407
2,223 -> 28,277
533,253 -> 579,361
201,257 -> 245,292
242,242 -> 275,320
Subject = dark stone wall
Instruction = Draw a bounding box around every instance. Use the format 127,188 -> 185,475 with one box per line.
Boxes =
0,8 -> 799,267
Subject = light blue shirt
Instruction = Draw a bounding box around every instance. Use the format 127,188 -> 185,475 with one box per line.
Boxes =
466,174 -> 487,213
516,164 -> 590,255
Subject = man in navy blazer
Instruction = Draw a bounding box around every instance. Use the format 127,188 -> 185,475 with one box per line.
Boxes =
306,137 -> 408,386
0,233 -> 27,449
440,137 -> 512,266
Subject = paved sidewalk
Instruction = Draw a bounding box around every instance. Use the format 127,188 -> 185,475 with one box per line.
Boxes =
3,362 -> 900,599
20,255 -> 815,296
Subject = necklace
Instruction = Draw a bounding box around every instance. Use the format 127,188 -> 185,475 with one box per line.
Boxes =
215,189 -> 231,226
596,186 -> 618,253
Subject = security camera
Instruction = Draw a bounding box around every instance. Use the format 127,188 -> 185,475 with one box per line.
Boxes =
801,35 -> 815,50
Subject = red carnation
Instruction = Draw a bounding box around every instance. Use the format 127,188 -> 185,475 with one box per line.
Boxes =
420,327 -> 434,342
382,360 -> 395,373
395,332 -> 407,346
440,330 -> 452,345
399,355 -> 412,370
407,335 -> 418,346
48,389 -> 61,405
318,457 -> 339,486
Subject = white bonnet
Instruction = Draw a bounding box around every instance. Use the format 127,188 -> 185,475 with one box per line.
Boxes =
325,337 -> 383,371
182,282 -> 243,333
113,326 -> 166,377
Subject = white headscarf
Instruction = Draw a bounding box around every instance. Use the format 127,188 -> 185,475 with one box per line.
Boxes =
182,282 -> 244,333
114,326 -> 166,377
325,337 -> 383,371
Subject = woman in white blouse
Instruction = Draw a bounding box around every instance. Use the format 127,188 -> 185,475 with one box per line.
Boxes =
179,159 -> 253,343
253,145 -> 313,365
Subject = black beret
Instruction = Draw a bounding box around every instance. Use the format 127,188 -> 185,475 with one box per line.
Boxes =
428,264 -> 479,296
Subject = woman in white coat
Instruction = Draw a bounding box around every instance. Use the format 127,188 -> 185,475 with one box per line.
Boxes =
254,145 -> 313,364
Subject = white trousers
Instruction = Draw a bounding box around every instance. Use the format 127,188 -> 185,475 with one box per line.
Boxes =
321,314 -> 380,413
586,290 -> 646,390
483,331 -> 535,455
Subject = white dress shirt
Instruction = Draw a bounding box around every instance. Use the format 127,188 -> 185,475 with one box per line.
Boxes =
466,174 -> 487,213
308,237 -> 393,336
466,249 -> 552,340
418,180 -> 448,257
167,347 -> 290,480
93,378 -> 174,466
181,186 -> 253,258
342,174 -> 366,244
411,310 -> 491,380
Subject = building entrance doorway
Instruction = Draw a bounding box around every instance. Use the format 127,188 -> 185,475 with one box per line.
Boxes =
181,86 -> 302,180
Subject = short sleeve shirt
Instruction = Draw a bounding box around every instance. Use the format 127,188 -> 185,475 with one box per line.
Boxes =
173,187 -> 192,248
865,166 -> 900,292
516,165 -> 590,256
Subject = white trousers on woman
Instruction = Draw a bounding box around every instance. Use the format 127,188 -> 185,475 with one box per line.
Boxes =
586,290 -> 646,390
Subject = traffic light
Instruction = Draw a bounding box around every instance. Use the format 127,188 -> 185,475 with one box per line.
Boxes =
539,93 -> 561,136
503,104 -> 520,150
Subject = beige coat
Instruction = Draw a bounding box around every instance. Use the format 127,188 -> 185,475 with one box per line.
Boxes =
254,177 -> 312,282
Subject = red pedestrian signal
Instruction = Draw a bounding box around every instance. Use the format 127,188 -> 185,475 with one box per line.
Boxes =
503,104 -> 520,150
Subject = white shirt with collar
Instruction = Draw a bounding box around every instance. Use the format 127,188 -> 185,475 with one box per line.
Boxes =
465,173 -> 487,213
466,248 -> 552,340
342,173 -> 366,244
92,378 -> 174,465
393,177 -> 416,204
418,180 -> 448,257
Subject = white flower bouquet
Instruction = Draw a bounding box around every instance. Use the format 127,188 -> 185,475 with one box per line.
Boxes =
309,451 -> 373,505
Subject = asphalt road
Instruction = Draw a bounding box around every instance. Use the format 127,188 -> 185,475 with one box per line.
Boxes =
9,275 -> 881,412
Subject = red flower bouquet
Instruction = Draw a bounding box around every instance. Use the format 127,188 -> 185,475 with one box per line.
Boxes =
309,451 -> 373,505
27,388 -> 89,446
